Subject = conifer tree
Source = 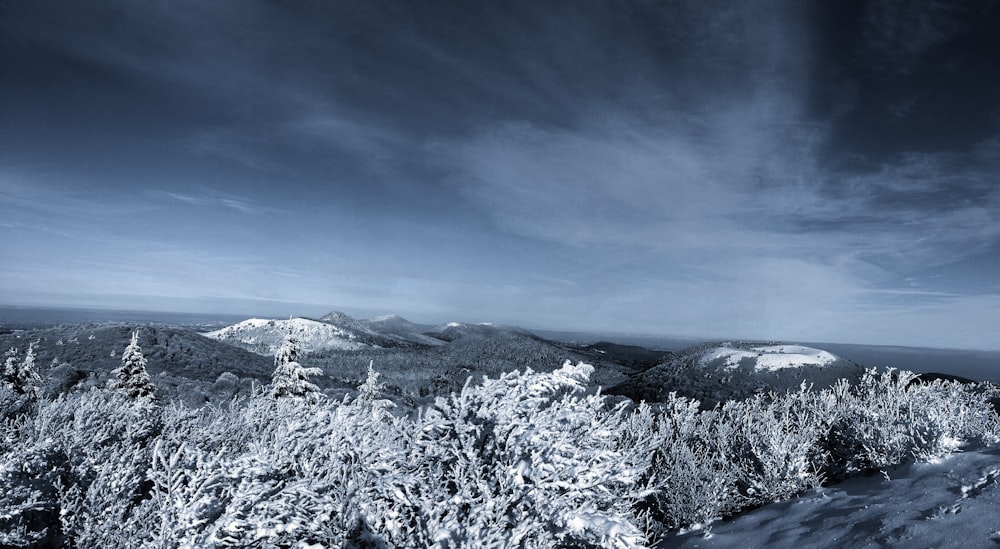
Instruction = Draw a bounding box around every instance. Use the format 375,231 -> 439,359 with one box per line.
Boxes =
270,333 -> 324,400
355,360 -> 384,406
109,330 -> 156,400
2,347 -> 18,389
2,343 -> 41,396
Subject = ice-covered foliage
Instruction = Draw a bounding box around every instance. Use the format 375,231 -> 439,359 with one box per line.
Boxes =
269,333 -> 325,401
825,368 -> 1000,475
108,331 -> 155,400
0,357 -> 997,546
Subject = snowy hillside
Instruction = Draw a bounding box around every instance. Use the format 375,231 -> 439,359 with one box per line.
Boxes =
202,317 -> 370,355
699,343 -> 839,372
608,341 -> 863,407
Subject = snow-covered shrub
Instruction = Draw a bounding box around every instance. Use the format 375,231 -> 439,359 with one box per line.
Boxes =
647,370 -> 1000,530
269,334 -> 324,400
213,371 -> 239,396
108,331 -> 156,400
646,393 -> 740,531
2,354 -> 997,546
0,387 -> 162,546
385,361 -> 660,548
721,384 -> 833,506
825,369 -> 1000,475
145,394 -> 406,547
903,378 -> 999,461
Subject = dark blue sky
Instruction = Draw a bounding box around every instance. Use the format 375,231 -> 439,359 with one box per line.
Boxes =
2,0 -> 999,349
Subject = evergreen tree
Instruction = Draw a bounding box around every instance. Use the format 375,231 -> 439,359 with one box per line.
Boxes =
109,331 -> 156,400
2,343 -> 42,396
2,347 -> 17,389
270,333 -> 324,400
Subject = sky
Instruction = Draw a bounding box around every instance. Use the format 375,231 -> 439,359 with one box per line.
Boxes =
1,1 -> 999,350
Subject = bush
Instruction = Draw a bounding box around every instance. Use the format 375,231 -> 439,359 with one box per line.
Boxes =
0,360 -> 997,546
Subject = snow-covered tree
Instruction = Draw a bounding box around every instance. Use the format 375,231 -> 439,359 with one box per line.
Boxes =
109,331 -> 156,400
354,360 -> 395,420
2,343 -> 42,397
269,333 -> 324,400
356,360 -> 383,403
2,347 -> 18,388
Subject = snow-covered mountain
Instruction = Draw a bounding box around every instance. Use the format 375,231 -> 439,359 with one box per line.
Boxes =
607,341 -> 863,408
204,312 -> 449,357
697,343 -> 840,372
202,317 -> 371,356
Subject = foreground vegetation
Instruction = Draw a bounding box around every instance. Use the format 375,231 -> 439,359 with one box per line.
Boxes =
1,338 -> 998,547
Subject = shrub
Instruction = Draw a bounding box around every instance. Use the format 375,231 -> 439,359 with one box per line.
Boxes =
0,357 -> 997,546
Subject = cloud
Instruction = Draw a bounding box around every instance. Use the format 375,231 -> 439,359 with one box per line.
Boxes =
150,190 -> 278,215
859,0 -> 966,76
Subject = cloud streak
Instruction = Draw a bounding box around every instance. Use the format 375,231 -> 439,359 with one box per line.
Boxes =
151,190 -> 276,215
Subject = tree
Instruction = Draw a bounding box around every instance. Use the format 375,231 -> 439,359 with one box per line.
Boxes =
355,360 -> 384,405
2,343 -> 42,397
270,333 -> 324,400
109,331 -> 156,400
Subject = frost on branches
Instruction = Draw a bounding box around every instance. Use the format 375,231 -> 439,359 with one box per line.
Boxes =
109,331 -> 156,400
269,333 -> 324,400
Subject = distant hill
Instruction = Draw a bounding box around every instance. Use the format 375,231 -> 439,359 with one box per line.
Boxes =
203,313 -> 446,355
2,314 -> 897,413
302,319 -> 635,407
202,316 -> 375,355
360,314 -> 445,347
607,341 -> 865,408
424,321 -> 536,342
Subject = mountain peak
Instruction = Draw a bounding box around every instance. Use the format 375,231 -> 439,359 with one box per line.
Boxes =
320,311 -> 356,323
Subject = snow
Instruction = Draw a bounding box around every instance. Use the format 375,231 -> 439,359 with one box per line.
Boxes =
202,317 -> 369,355
663,445 -> 1000,548
699,344 -> 838,372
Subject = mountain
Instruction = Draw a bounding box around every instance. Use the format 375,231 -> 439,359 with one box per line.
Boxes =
361,314 -> 444,347
696,343 -> 841,372
566,341 -> 674,372
203,312 -> 448,359
425,321 -> 536,342
607,341 -> 864,408
202,317 -> 372,355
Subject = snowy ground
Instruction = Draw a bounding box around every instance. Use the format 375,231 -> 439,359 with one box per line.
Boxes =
662,445 -> 1000,548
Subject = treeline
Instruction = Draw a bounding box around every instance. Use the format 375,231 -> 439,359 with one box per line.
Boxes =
1,349 -> 998,547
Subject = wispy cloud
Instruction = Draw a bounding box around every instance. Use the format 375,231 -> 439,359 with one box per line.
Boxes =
150,189 -> 278,215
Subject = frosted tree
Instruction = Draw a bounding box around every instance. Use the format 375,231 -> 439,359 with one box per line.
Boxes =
355,360 -> 384,405
2,343 -> 42,396
109,331 -> 156,400
270,333 -> 324,400
2,347 -> 18,388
